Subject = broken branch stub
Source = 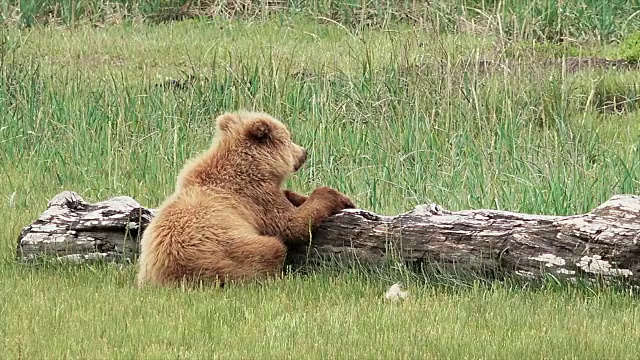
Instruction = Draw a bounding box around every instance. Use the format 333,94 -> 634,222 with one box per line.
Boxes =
15,191 -> 640,284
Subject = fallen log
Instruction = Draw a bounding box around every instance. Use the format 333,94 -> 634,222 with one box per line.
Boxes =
16,190 -> 640,283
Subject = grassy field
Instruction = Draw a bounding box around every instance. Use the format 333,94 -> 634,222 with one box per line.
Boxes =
2,0 -> 640,358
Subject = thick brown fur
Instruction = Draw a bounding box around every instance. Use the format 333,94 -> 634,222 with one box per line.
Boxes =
137,111 -> 355,288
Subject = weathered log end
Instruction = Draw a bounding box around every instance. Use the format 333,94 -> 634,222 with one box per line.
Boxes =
15,191 -> 640,285
17,191 -> 155,264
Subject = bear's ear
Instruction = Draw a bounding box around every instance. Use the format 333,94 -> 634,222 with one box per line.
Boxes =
215,113 -> 241,133
247,118 -> 273,142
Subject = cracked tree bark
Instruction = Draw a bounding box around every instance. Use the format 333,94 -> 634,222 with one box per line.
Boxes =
16,190 -> 640,284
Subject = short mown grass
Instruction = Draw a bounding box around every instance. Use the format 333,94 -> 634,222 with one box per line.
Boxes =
2,1 -> 640,358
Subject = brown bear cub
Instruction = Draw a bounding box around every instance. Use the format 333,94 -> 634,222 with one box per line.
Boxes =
137,111 -> 355,288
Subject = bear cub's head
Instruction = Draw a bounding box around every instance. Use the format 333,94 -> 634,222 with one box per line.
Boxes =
214,111 -> 308,180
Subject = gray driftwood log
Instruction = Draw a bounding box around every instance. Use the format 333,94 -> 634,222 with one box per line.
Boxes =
16,190 -> 640,283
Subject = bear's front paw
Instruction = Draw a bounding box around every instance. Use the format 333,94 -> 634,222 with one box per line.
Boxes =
311,186 -> 356,214
283,189 -> 308,207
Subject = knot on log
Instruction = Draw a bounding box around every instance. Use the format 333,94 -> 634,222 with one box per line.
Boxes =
409,203 -> 451,217
48,190 -> 85,209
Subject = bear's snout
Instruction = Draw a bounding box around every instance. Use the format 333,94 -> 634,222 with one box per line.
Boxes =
293,148 -> 307,171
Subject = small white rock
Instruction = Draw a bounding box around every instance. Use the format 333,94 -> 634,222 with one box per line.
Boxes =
385,282 -> 409,300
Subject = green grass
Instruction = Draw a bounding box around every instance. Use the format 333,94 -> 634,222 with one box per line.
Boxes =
2,1 -> 640,358
2,263 -> 640,359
